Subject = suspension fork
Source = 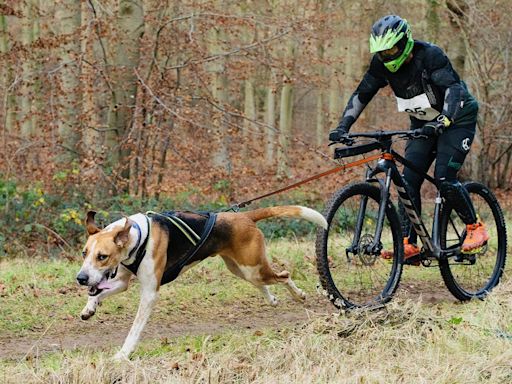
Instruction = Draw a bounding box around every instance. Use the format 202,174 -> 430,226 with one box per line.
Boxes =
368,167 -> 393,254
347,167 -> 392,255
347,168 -> 373,254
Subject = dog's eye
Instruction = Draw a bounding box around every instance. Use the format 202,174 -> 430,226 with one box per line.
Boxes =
97,254 -> 108,261
82,251 -> 87,258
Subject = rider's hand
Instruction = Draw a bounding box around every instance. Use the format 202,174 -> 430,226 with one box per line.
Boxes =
419,114 -> 452,137
329,124 -> 349,142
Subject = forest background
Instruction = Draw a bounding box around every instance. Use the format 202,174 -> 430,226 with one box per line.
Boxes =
0,0 -> 510,256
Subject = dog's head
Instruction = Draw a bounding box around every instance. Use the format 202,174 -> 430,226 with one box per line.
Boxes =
76,211 -> 134,295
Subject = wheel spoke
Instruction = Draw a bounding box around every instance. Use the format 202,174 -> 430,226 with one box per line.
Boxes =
439,182 -> 507,300
316,183 -> 403,308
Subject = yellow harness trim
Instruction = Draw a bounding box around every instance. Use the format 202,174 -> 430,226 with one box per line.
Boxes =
145,211 -> 200,246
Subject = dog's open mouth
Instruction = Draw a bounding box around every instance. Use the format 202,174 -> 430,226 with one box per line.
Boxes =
88,278 -> 111,296
88,268 -> 117,296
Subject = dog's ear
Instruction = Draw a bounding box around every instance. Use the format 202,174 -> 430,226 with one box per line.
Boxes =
114,217 -> 133,248
85,210 -> 101,235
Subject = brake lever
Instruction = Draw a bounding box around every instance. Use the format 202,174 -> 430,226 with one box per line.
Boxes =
406,129 -> 428,140
328,137 -> 355,146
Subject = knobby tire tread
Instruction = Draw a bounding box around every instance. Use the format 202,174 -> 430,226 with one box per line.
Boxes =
439,181 -> 507,301
315,183 -> 403,309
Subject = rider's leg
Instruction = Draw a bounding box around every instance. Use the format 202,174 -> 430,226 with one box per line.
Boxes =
434,122 -> 476,223
381,135 -> 435,262
401,136 -> 436,244
434,121 -> 488,251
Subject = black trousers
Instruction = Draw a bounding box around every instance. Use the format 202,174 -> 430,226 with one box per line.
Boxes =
401,121 -> 476,243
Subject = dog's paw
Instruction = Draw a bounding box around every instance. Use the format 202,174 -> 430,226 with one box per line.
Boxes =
268,295 -> 278,306
295,289 -> 306,301
80,308 -> 96,320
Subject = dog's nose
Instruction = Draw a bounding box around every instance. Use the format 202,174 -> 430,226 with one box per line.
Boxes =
76,272 -> 89,285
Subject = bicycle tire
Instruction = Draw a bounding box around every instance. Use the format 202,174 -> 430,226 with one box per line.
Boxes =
439,181 -> 507,301
316,183 -> 404,309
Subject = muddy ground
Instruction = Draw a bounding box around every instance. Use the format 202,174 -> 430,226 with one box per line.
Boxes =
0,281 -> 456,361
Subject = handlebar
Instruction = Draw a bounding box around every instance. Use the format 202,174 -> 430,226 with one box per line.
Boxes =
330,129 -> 427,160
329,129 -> 425,146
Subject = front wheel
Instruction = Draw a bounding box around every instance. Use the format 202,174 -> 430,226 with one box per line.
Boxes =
439,181 -> 507,301
316,183 -> 403,309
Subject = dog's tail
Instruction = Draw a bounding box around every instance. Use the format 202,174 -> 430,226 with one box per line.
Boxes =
244,206 -> 327,229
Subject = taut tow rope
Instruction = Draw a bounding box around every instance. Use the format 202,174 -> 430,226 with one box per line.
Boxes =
230,153 -> 382,211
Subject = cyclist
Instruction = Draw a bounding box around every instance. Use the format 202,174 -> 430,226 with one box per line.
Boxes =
328,15 -> 489,263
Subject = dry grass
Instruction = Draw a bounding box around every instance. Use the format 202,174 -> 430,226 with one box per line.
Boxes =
2,277 -> 511,383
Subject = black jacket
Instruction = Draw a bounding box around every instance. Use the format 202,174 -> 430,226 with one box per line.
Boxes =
338,40 -> 478,130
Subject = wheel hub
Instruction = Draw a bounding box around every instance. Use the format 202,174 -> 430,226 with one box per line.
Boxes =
357,233 -> 379,266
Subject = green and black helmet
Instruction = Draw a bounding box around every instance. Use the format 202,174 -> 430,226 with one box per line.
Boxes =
369,15 -> 414,73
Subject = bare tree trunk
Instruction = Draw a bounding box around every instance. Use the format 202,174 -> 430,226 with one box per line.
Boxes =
81,1 -> 101,150
55,0 -> 82,161
265,69 -> 277,164
241,1 -> 256,158
446,0 -> 467,76
0,13 -> 15,137
242,78 -> 256,156
426,0 -> 441,43
209,24 -> 231,172
277,40 -> 296,178
328,19 -> 342,128
106,0 -> 143,184
20,0 -> 34,137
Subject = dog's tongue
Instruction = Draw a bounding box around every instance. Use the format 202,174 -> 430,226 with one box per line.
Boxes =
97,278 -> 112,290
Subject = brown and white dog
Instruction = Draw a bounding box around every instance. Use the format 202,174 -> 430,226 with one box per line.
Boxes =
76,206 -> 327,359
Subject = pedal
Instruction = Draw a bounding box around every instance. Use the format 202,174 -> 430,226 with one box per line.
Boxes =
461,245 -> 484,255
403,253 -> 422,266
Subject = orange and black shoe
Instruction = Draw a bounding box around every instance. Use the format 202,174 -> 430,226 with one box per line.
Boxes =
381,238 -> 421,266
462,222 -> 489,254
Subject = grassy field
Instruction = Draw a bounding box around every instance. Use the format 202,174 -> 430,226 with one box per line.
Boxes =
1,238 -> 511,383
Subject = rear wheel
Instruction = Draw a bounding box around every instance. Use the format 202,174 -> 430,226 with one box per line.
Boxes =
439,182 -> 507,301
316,183 -> 403,309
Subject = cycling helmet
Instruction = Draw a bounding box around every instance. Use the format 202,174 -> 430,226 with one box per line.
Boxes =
369,15 -> 414,72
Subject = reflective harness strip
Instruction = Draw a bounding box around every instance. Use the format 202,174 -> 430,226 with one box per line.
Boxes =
146,210 -> 201,245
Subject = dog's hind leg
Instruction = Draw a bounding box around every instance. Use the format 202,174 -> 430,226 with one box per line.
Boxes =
221,255 -> 280,305
81,267 -> 132,320
259,269 -> 306,303
283,277 -> 307,302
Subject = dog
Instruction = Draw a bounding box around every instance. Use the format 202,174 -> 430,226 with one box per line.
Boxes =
76,206 -> 327,359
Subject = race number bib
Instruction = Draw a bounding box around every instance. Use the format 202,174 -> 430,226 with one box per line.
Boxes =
396,93 -> 439,121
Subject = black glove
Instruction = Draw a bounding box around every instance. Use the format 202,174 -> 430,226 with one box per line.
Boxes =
329,125 -> 349,142
419,114 -> 452,137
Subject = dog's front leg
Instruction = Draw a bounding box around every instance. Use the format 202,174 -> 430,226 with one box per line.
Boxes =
80,268 -> 132,320
114,285 -> 158,360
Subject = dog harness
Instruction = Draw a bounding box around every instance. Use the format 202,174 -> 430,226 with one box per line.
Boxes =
122,211 -> 217,285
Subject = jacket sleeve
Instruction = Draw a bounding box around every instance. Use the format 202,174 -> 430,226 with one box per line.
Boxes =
428,46 -> 466,122
337,58 -> 387,132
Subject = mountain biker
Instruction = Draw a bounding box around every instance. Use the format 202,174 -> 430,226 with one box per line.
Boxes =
328,15 -> 489,263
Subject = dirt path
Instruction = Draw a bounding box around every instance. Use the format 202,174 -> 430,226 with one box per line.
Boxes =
0,283 -> 456,361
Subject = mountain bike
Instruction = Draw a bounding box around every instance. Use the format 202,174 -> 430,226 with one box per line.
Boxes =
316,129 -> 507,309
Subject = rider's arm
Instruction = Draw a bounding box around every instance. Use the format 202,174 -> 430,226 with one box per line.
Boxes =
336,57 -> 387,132
427,46 -> 467,123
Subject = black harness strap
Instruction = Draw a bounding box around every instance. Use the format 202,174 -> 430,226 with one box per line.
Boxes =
122,216 -> 150,276
160,212 -> 217,285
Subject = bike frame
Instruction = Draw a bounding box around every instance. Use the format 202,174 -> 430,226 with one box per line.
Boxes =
350,142 -> 461,261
